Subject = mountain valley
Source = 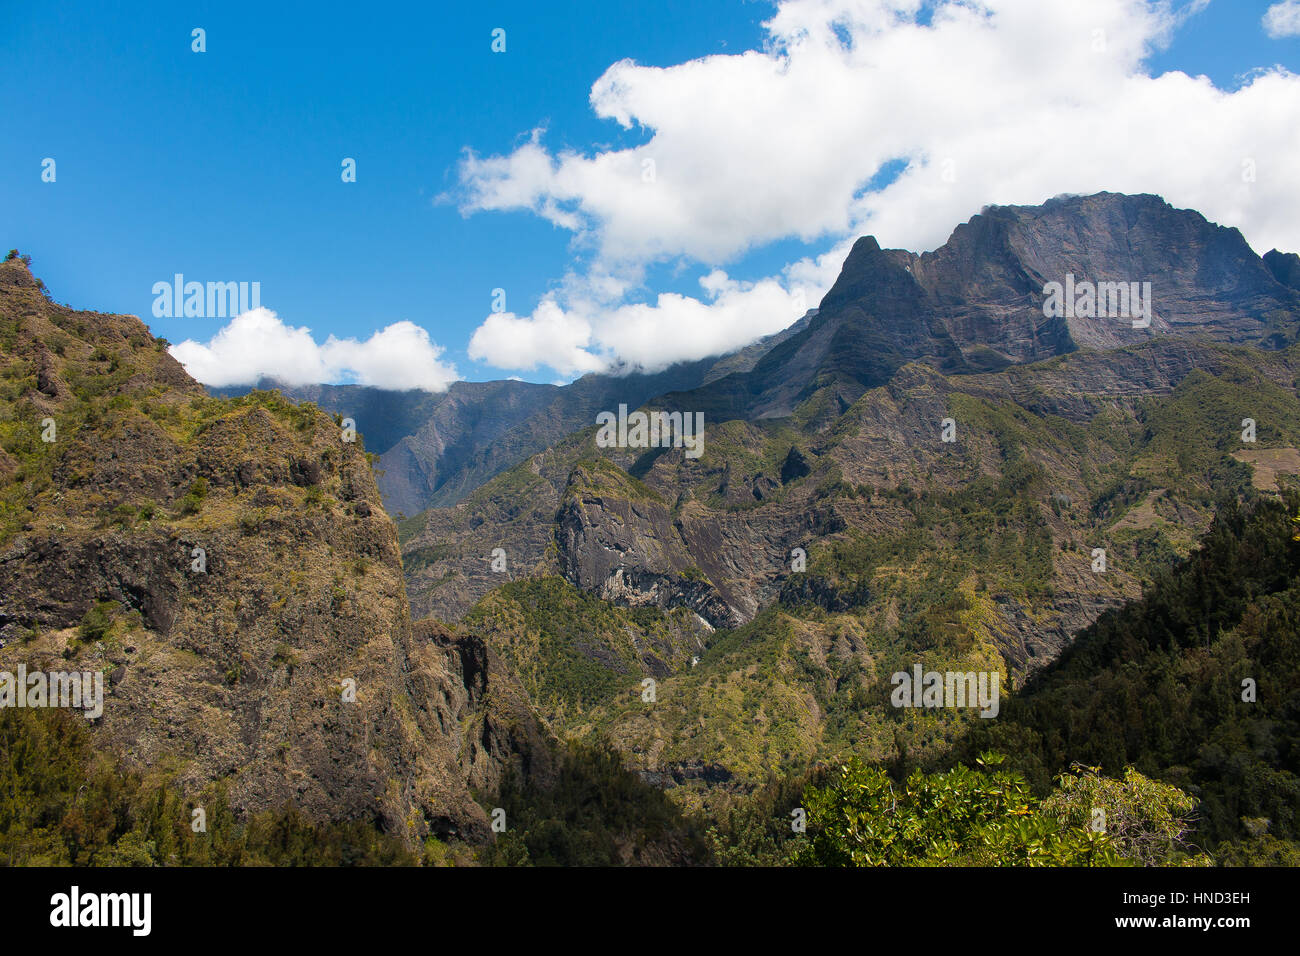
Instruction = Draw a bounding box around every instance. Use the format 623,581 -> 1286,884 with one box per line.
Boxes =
5,192 -> 1300,866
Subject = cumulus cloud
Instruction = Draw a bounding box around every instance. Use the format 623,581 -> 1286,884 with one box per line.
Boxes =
1264,1 -> 1300,37
468,299 -> 603,377
466,252 -> 844,375
170,308 -> 458,391
457,0 -> 1300,375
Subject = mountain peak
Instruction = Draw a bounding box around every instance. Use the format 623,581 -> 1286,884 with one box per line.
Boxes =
0,252 -> 39,290
674,193 -> 1300,422
1264,248 -> 1300,290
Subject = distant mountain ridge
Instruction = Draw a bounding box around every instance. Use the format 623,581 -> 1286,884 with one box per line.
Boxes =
215,310 -> 816,517
222,193 -> 1300,521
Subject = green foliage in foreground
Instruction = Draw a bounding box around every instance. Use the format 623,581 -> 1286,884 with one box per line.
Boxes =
960,491 -> 1300,859
793,756 -> 1206,867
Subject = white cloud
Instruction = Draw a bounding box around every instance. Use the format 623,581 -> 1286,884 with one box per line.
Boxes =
465,248 -> 847,375
457,0 -> 1300,375
170,308 -> 458,392
1265,1 -> 1300,37
468,299 -> 604,377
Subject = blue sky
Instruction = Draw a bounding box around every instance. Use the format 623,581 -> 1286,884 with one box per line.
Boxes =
2,0 -> 1298,389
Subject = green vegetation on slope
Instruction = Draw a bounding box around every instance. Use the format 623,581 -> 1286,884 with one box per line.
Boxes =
0,708 -> 417,866
959,490 -> 1300,861
462,576 -> 704,724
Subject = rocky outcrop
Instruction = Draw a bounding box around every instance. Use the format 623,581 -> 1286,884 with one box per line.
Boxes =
410,619 -> 558,801
554,462 -> 741,628
0,257 -> 532,846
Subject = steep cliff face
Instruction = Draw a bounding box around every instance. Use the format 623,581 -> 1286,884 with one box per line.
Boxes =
408,618 -> 558,799
0,256 -> 531,844
554,460 -> 742,629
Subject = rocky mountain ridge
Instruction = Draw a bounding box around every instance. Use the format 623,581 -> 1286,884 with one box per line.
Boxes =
404,193 -> 1300,647
222,312 -> 817,520
650,193 -> 1300,426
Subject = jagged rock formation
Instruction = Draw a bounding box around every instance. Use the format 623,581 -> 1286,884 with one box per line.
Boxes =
0,256 -> 547,845
554,461 -> 742,629
668,192 -> 1300,422
1265,248 -> 1300,291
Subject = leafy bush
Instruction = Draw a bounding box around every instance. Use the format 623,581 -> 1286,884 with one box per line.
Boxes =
179,477 -> 208,515
1043,765 -> 1207,865
77,601 -> 119,643
794,755 -> 1131,866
